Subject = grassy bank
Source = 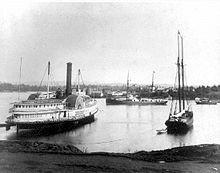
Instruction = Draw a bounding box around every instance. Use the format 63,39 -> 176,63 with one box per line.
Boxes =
0,140 -> 220,172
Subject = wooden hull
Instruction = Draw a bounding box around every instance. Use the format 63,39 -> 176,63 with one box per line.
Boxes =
10,113 -> 95,131
165,111 -> 193,134
165,119 -> 193,134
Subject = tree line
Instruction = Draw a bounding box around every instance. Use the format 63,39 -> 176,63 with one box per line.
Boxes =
1,82 -> 220,100
168,85 -> 220,100
0,83 -> 63,92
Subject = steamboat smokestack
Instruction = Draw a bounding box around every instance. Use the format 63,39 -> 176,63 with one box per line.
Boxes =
66,62 -> 72,96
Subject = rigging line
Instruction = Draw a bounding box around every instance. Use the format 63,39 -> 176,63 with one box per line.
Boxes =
37,64 -> 48,94
50,73 -> 56,90
174,66 -> 178,114
184,66 -> 190,105
50,73 -> 55,88
49,66 -> 57,90
18,57 -> 22,100
80,70 -> 85,88
74,72 -> 78,88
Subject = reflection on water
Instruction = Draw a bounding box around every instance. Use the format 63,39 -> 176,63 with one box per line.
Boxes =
1,92 -> 220,152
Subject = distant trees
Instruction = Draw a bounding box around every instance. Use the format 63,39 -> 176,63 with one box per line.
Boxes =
193,85 -> 220,99
0,82 -> 62,92
1,82 -> 220,100
168,85 -> 220,100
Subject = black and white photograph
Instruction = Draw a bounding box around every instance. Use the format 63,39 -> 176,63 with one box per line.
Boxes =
0,0 -> 220,172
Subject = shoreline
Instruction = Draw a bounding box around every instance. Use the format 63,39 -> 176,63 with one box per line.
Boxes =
0,140 -> 220,172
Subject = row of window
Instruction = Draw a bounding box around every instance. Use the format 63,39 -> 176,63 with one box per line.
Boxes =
15,113 -> 56,119
14,104 -> 62,108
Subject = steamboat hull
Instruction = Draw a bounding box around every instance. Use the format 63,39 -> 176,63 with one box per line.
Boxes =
7,113 -> 95,131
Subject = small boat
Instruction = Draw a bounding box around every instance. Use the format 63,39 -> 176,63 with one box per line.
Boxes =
156,128 -> 167,134
6,62 -> 98,134
195,97 -> 217,105
165,32 -> 193,134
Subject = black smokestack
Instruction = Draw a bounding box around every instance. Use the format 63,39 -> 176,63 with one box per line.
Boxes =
66,62 -> 72,96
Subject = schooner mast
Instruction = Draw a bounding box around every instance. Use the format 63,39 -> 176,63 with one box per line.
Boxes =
177,31 -> 186,113
177,31 -> 181,113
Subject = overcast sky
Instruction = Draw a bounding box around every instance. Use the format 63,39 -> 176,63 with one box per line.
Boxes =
0,1 -> 220,86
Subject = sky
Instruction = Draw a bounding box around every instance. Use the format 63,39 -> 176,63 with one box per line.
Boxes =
0,1 -> 220,86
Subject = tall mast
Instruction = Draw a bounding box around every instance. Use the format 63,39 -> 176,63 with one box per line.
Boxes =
47,61 -> 50,99
151,71 -> 155,92
18,57 -> 22,100
181,36 -> 185,109
77,69 -> 80,93
126,71 -> 129,98
177,31 -> 181,112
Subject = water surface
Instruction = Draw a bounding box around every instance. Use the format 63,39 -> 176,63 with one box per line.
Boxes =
0,92 -> 220,153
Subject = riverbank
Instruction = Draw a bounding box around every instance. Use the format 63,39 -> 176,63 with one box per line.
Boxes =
0,140 -> 219,172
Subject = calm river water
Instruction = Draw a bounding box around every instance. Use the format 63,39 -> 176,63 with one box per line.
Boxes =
0,92 -> 220,153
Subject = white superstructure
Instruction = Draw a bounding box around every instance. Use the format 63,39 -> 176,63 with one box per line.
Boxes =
6,95 -> 98,126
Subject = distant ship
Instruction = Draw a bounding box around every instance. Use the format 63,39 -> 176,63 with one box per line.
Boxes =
195,97 -> 217,105
106,71 -> 168,105
106,94 -> 168,105
165,32 -> 193,133
6,62 -> 98,133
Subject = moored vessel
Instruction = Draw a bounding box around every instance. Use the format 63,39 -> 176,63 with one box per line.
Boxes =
6,62 -> 98,133
106,72 -> 168,105
165,32 -> 193,133
195,97 -> 217,105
